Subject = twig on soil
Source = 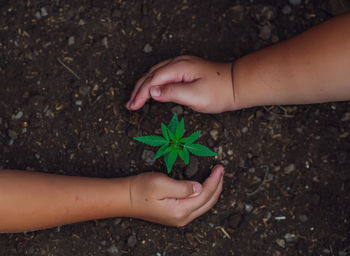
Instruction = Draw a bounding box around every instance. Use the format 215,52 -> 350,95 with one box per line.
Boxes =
247,165 -> 269,197
219,226 -> 231,239
57,58 -> 81,80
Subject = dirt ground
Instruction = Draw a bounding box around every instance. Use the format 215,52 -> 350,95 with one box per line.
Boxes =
1,0 -> 350,255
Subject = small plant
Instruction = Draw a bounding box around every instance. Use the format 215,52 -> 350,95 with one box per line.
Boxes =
134,113 -> 217,173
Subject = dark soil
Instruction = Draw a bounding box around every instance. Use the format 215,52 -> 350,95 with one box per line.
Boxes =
1,0 -> 350,255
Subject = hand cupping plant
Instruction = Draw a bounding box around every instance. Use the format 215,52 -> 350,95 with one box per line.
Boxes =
134,113 -> 217,173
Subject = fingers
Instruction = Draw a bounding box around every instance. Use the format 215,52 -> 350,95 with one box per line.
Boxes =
128,60 -> 200,110
149,82 -> 200,108
186,174 -> 223,222
126,59 -> 173,110
157,177 -> 203,199
180,165 -> 224,212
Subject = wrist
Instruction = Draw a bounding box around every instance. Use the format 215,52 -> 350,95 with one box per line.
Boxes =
109,177 -> 133,218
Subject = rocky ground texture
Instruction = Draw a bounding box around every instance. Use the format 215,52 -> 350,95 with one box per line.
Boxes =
0,0 -> 350,255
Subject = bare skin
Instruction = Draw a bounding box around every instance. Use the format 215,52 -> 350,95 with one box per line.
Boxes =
127,13 -> 350,113
0,166 -> 224,233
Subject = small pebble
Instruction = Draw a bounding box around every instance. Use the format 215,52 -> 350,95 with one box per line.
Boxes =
245,204 -> 253,213
248,167 -> 255,173
102,37 -> 108,48
171,105 -> 183,115
107,245 -> 119,255
141,150 -> 155,165
282,5 -> 292,15
241,127 -> 248,133
227,149 -> 233,156
14,111 -> 23,120
284,233 -> 297,242
156,253 -> 162,256
322,249 -> 330,254
116,69 -> 124,75
75,100 -> 83,106
68,36 -> 75,46
259,25 -> 271,41
284,164 -> 295,174
276,238 -> 286,248
35,11 -> 41,19
288,0 -> 302,5
299,214 -> 308,223
127,235 -> 137,248
210,129 -> 219,141
143,43 -> 153,53
338,251 -> 346,256
40,7 -> 48,17
35,153 -> 40,159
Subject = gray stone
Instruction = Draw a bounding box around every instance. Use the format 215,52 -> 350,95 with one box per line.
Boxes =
141,150 -> 155,165
338,251 -> 346,256
282,5 -> 292,15
116,69 -> 124,75
35,11 -> 41,19
284,164 -> 295,174
14,111 -> 23,120
143,43 -> 153,53
276,238 -> 286,248
171,105 -> 183,115
75,100 -> 83,106
259,25 -> 271,40
107,245 -> 119,255
245,204 -> 253,213
289,0 -> 302,5
185,156 -> 199,178
102,37 -> 108,48
127,235 -> 137,248
299,214 -> 308,222
284,233 -> 297,242
68,36 -> 75,46
8,129 -> 18,140
241,127 -> 248,133
40,7 -> 48,17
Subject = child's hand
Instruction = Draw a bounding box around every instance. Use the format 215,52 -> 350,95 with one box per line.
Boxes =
126,56 -> 236,114
128,165 -> 224,226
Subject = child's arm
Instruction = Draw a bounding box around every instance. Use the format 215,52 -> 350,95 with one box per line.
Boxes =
0,166 -> 223,232
126,13 -> 350,113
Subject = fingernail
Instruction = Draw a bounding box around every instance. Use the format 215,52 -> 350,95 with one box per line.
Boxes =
150,87 -> 160,97
129,100 -> 134,108
191,183 -> 201,197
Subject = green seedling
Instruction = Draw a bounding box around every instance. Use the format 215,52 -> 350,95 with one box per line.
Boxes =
134,113 -> 217,173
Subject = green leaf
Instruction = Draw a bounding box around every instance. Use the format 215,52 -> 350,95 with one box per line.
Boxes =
168,113 -> 178,134
133,135 -> 168,146
167,127 -> 177,142
181,131 -> 201,145
164,150 -> 177,173
178,148 -> 190,164
154,144 -> 171,160
175,118 -> 185,139
161,123 -> 169,141
184,144 -> 217,156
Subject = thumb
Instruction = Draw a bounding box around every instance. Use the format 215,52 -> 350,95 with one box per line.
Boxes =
158,177 -> 203,199
150,83 -> 199,107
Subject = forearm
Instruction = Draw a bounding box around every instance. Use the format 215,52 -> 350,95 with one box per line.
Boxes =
234,13 -> 350,109
0,170 -> 130,233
